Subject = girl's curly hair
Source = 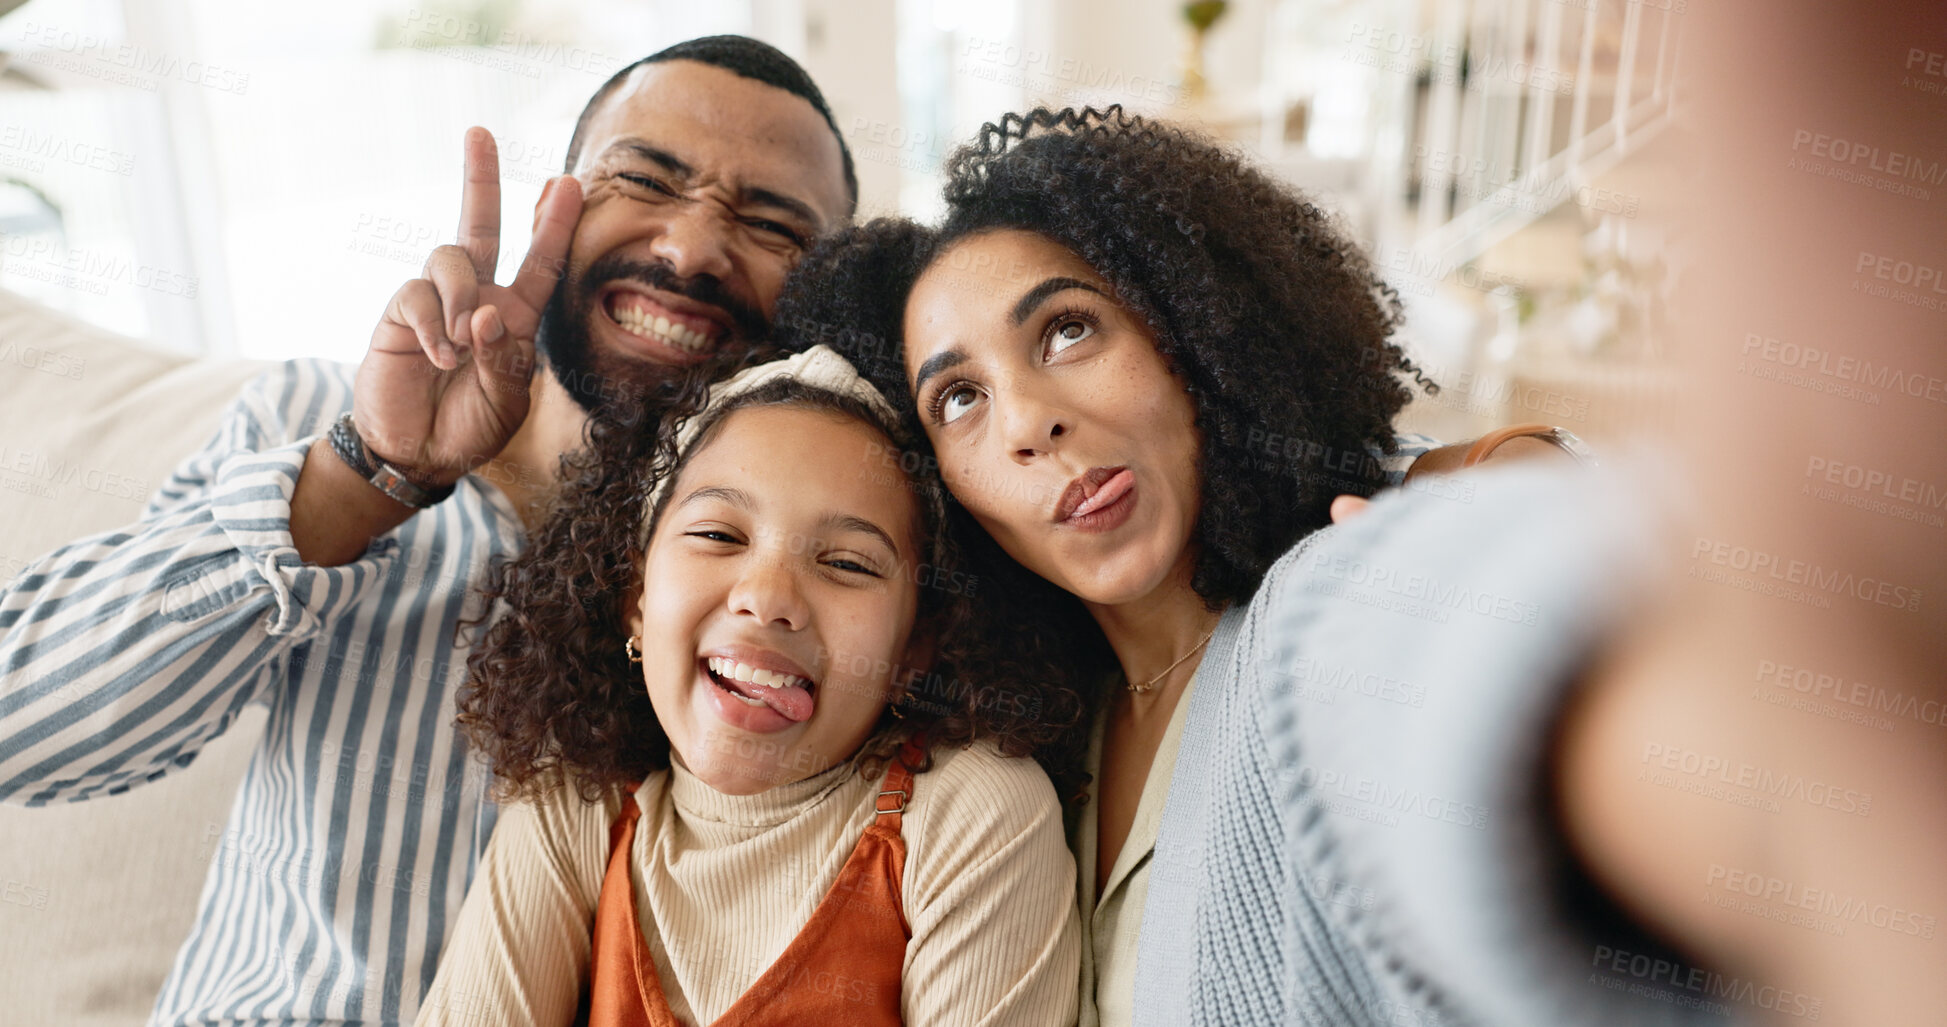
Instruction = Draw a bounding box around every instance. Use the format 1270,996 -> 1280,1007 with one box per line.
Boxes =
456,347 -> 1090,804
773,106 -> 1432,794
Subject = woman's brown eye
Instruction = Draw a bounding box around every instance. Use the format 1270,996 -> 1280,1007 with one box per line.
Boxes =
1047,318 -> 1095,357
939,386 -> 979,424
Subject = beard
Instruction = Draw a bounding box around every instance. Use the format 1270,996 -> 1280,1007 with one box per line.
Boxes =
534,252 -> 771,419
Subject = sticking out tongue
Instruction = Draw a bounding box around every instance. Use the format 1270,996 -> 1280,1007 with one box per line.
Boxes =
722,673 -> 815,722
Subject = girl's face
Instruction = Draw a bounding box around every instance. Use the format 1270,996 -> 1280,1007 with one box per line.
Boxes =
902,229 -> 1203,609
629,403 -> 927,796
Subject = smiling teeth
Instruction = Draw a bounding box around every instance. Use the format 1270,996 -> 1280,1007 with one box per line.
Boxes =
613,302 -> 711,353
707,657 -> 811,691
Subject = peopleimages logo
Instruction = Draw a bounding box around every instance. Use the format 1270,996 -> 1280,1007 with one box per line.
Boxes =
1741,332 -> 1947,403
1293,765 -> 1490,829
1690,537 -> 1922,612
0,444 -> 148,501
1307,552 -> 1541,626
1755,659 -> 1947,728
0,125 -> 135,176
1639,742 -> 1873,816
1,236 -> 199,298
17,22 -> 251,94
0,341 -> 86,380
1589,945 -> 1821,1021
1705,864 -> 1937,938
1790,129 -> 1947,186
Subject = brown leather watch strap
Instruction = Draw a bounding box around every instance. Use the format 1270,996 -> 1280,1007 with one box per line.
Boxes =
1463,423 -> 1562,468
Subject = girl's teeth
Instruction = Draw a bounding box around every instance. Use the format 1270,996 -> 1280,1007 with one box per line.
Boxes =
706,657 -> 808,690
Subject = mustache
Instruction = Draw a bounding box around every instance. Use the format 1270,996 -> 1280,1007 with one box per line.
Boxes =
577,253 -> 770,342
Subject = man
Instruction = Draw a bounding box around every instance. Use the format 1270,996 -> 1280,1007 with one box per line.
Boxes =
0,35 -> 852,1025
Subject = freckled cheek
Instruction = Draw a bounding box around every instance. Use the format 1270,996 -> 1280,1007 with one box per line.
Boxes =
939,455 -> 1036,543
1100,368 -> 1200,520
850,591 -> 917,684
641,568 -> 713,652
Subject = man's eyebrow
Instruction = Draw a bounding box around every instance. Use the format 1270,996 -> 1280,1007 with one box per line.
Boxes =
742,185 -> 822,230
1010,276 -> 1105,327
606,138 -> 693,179
677,484 -> 755,510
912,349 -> 967,398
605,138 -> 821,229
822,513 -> 900,558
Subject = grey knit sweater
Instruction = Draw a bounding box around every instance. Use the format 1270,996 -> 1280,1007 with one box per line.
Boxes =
1134,466 -> 1746,1026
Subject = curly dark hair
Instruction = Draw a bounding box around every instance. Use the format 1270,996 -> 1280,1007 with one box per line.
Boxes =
456,347 -> 1089,804
773,106 -> 1431,788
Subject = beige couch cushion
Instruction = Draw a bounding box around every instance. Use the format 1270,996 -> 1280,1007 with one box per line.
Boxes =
0,289 -> 273,1026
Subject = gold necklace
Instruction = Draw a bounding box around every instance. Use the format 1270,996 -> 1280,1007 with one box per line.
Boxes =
1127,623 -> 1217,694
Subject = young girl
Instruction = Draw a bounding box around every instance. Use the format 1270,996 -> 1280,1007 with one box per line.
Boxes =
415,345 -> 1080,1026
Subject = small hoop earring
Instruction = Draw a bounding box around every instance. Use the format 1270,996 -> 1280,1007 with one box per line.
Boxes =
624,636 -> 643,663
888,694 -> 907,719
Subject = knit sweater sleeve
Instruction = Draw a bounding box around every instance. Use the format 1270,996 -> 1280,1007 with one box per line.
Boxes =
1253,464 -> 1736,1026
901,741 -> 1082,1027
413,777 -> 613,1027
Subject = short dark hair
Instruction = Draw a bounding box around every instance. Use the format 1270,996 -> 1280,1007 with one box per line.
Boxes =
563,34 -> 857,214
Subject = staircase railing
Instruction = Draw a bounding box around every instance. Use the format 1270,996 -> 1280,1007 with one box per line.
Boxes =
1405,0 -> 1684,264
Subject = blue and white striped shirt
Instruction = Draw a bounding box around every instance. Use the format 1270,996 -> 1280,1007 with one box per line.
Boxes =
0,358 -> 524,1025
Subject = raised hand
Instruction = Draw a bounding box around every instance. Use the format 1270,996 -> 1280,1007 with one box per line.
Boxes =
354,126 -> 584,485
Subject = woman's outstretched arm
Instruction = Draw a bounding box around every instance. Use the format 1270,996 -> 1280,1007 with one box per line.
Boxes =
1553,1 -> 1946,1022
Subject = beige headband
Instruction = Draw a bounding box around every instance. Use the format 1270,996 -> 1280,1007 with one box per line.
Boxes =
639,345 -> 901,546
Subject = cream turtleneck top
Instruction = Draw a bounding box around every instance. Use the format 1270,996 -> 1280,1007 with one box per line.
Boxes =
414,739 -> 1079,1026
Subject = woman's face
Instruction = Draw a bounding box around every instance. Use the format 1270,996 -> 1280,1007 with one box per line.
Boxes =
628,403 -> 926,796
902,229 -> 1202,608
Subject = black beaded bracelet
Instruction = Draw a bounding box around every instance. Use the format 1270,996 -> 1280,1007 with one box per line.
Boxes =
326,413 -> 455,509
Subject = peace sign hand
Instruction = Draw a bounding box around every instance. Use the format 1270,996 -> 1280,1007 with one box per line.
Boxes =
354,126 -> 584,485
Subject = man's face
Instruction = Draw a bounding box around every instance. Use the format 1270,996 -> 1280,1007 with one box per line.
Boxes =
537,59 -> 851,413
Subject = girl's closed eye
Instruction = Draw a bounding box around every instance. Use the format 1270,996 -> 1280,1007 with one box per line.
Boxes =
823,554 -> 883,578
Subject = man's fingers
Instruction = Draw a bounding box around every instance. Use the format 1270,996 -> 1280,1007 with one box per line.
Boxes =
470,305 -> 534,416
509,175 -> 583,313
1329,494 -> 1372,525
390,279 -> 460,369
423,245 -> 480,349
457,126 -> 502,283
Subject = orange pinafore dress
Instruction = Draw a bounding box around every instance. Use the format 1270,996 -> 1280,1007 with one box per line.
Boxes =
580,741 -> 924,1027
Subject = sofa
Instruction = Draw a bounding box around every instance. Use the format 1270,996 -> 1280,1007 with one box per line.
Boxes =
0,287 -> 272,1026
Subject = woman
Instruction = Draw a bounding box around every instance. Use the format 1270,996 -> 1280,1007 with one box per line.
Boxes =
773,107 -> 1707,1026
416,346 -> 1082,1026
